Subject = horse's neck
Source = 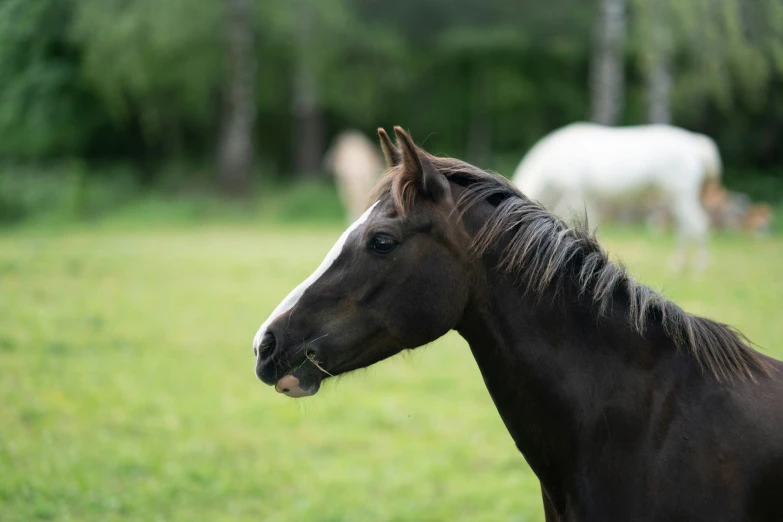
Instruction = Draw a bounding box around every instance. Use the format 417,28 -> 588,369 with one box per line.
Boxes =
456,266 -> 671,504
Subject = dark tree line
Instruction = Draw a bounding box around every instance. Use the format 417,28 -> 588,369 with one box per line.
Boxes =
0,0 -> 781,193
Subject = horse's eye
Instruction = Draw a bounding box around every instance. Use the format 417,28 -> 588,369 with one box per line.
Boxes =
369,235 -> 397,254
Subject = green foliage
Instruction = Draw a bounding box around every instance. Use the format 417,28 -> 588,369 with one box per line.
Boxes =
71,0 -> 221,145
0,0 -> 780,179
632,0 -> 783,116
0,162 -> 140,224
0,0 -> 101,157
723,167 -> 783,212
0,160 -> 351,227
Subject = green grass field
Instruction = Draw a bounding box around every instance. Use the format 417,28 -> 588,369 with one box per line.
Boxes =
1,220 -> 782,521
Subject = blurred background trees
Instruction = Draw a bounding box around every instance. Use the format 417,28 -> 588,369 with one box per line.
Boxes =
0,0 -> 781,216
591,0 -> 627,126
218,0 -> 256,195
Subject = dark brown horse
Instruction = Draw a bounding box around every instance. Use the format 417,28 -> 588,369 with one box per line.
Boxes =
253,127 -> 783,521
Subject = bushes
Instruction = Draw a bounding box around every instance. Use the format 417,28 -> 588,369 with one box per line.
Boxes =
0,163 -> 137,224
0,163 -> 347,227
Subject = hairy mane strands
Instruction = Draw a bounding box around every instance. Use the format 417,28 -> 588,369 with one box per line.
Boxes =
373,151 -> 771,383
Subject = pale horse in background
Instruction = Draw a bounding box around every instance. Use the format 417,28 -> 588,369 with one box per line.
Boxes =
512,123 -> 722,272
323,130 -> 384,222
701,181 -> 775,236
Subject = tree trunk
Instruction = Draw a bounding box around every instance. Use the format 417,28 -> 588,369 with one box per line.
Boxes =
466,63 -> 492,167
645,0 -> 672,124
590,0 -> 627,125
291,0 -> 324,178
646,50 -> 672,124
218,0 -> 256,197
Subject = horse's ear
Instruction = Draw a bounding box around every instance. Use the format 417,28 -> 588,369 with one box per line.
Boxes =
377,128 -> 400,168
393,126 -> 450,203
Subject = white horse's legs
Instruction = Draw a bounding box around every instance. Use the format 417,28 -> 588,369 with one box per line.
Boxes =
670,194 -> 710,273
645,205 -> 669,236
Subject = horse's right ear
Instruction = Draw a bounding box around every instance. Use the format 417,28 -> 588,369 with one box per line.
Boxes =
378,128 -> 400,168
393,126 -> 450,203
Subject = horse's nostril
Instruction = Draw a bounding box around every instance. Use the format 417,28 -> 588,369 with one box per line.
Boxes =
259,331 -> 277,360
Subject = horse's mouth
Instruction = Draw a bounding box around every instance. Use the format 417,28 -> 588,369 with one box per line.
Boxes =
255,331 -> 326,397
257,354 -> 325,398
275,373 -> 320,398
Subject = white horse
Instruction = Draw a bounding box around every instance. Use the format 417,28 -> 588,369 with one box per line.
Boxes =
323,130 -> 383,222
512,123 -> 722,271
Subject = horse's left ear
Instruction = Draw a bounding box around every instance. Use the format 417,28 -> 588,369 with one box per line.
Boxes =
393,126 -> 450,203
377,128 -> 400,168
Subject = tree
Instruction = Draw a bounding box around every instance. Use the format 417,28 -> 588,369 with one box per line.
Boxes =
290,0 -> 324,178
72,0 -> 220,164
590,0 -> 627,125
218,0 -> 256,196
0,0 -> 100,158
1,0 -> 780,180
640,0 -> 673,124
670,0 -> 783,115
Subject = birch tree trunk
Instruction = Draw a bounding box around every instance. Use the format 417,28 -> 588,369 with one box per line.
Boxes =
590,0 -> 627,125
291,0 -> 324,178
218,0 -> 256,196
466,64 -> 492,167
645,0 -> 672,124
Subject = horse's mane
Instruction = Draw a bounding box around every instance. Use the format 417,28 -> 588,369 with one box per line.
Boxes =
374,153 -> 771,383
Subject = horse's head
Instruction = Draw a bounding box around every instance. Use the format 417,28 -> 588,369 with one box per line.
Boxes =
253,127 -> 475,397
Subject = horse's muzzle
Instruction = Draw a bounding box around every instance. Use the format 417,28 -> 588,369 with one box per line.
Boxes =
255,326 -> 323,397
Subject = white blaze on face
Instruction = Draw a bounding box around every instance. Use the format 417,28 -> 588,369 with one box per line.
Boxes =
253,201 -> 379,358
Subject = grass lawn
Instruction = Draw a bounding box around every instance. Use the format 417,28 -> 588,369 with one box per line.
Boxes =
1,221 -> 781,521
